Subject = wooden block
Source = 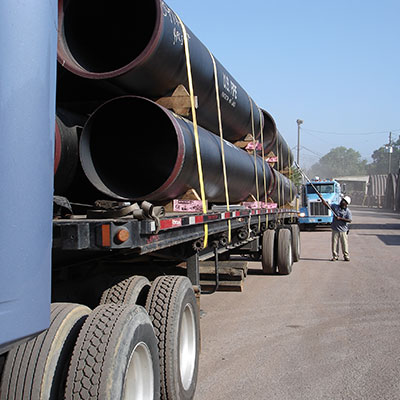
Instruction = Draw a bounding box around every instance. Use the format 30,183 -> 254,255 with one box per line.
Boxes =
200,281 -> 243,292
244,194 -> 257,202
200,268 -> 244,282
180,189 -> 201,201
233,140 -> 251,149
156,84 -> 198,116
199,265 -> 244,277
199,260 -> 248,277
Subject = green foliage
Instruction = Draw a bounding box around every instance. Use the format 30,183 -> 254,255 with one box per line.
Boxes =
367,135 -> 400,174
307,146 -> 368,178
288,165 -> 304,187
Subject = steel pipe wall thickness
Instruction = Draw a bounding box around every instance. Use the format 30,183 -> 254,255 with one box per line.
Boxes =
79,97 -> 274,203
57,0 -> 263,142
54,116 -> 79,194
260,109 -> 293,171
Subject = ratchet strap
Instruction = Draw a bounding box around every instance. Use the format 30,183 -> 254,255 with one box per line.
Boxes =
208,50 -> 232,243
258,108 -> 268,227
177,15 -> 208,248
248,97 -> 261,232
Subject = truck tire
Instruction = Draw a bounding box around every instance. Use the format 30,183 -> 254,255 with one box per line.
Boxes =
146,276 -> 200,400
261,229 -> 276,274
290,224 -> 301,262
100,275 -> 151,307
277,228 -> 293,275
0,303 -> 90,400
65,304 -> 160,400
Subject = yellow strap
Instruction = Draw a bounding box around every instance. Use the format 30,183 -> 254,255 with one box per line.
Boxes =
288,149 -> 293,222
258,108 -> 267,205
276,137 -> 281,209
258,109 -> 269,227
248,97 -> 261,231
177,15 -> 208,248
208,50 -> 232,243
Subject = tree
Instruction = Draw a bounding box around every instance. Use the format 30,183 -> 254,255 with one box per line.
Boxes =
307,146 -> 367,178
367,135 -> 400,175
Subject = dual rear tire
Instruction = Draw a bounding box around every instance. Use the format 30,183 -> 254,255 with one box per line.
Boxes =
0,275 -> 200,400
146,276 -> 200,400
262,226 -> 299,275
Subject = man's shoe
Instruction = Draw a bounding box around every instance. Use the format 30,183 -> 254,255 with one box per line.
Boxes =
344,257 -> 350,262
331,257 -> 338,261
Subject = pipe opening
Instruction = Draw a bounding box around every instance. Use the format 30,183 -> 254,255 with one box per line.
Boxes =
63,1 -> 158,73
261,110 -> 277,152
82,97 -> 179,199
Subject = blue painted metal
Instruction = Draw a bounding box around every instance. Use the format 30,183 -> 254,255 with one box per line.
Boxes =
0,0 -> 57,354
299,180 -> 341,226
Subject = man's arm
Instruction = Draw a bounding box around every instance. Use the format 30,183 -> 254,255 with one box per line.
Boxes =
336,216 -> 352,222
337,209 -> 352,223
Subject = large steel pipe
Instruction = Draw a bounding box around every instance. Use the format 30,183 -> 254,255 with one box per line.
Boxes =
260,109 -> 277,154
57,0 -> 263,142
269,169 -> 298,206
80,97 -> 274,203
54,116 -> 79,194
260,109 -> 293,172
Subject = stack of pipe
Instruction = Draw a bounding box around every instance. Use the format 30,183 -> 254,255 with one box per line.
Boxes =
55,0 -> 296,206
384,173 -> 399,211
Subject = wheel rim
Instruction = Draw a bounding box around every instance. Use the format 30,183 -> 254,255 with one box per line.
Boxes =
124,341 -> 154,400
179,303 -> 196,390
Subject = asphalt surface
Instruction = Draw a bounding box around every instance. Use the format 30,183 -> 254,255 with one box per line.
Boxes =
195,207 -> 400,400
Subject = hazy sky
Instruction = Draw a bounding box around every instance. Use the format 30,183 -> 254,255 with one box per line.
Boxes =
165,0 -> 400,168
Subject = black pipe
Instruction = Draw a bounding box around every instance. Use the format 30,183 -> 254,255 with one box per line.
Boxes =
54,116 -> 79,194
259,109 -> 293,171
79,96 -> 274,203
57,0 -> 263,142
269,169 -> 298,206
260,109 -> 277,154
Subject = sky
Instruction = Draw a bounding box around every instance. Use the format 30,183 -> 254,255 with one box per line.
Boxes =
165,0 -> 400,168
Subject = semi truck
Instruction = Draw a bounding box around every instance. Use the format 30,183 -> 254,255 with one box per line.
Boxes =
299,178 -> 342,229
0,1 -> 300,399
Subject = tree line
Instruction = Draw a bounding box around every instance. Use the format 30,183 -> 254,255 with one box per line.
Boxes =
306,135 -> 400,178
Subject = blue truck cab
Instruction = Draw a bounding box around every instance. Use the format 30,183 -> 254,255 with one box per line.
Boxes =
299,179 -> 341,229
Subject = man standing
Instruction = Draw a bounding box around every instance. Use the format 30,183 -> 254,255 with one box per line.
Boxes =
323,196 -> 352,261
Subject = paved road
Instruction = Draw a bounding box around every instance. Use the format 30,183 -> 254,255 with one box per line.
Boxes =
195,207 -> 400,400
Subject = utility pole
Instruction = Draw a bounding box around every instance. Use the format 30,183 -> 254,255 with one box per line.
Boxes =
387,131 -> 393,174
296,119 -> 303,165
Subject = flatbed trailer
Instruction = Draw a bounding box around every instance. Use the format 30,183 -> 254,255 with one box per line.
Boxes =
0,1 -> 301,398
54,207 -> 296,260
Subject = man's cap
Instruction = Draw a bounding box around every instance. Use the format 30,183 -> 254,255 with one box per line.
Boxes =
342,195 -> 351,205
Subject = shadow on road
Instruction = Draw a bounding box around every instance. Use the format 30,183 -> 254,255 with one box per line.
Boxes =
358,233 -> 400,246
351,223 -> 400,230
351,206 -> 400,220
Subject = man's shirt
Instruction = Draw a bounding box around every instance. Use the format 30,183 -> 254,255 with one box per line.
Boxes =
331,204 -> 352,232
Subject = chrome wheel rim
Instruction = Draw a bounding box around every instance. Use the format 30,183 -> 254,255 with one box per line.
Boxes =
124,341 -> 153,400
179,303 -> 196,390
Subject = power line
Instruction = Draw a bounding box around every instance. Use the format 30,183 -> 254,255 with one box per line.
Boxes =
302,128 -> 400,136
302,130 -> 337,146
300,145 -> 323,158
